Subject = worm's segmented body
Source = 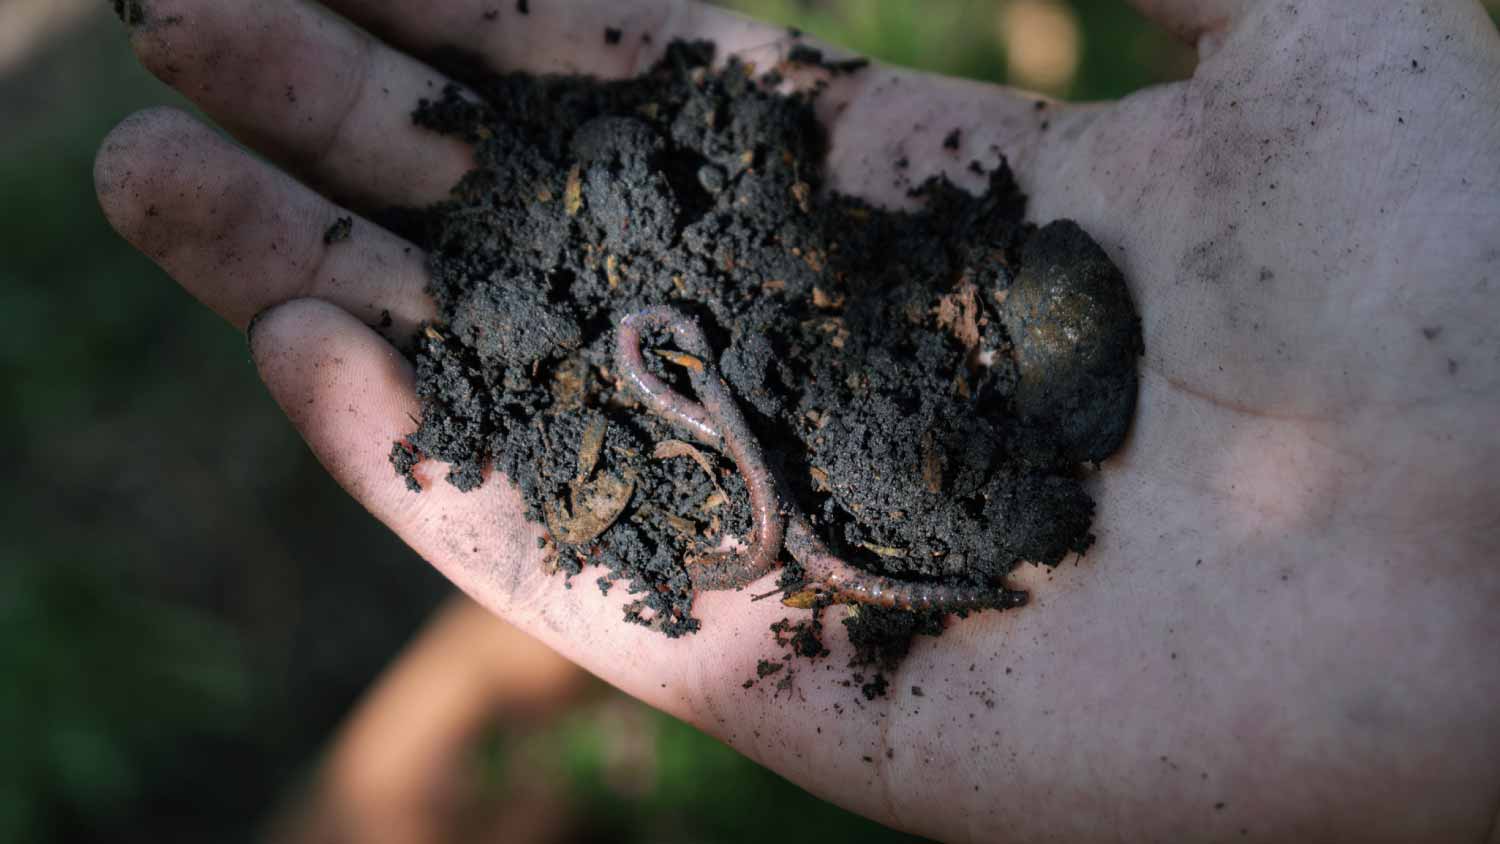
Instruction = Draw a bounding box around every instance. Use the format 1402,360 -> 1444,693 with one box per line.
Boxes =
614,305 -> 1026,612
616,307 -> 784,590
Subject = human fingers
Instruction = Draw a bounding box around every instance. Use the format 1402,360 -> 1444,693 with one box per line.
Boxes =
123,0 -> 476,209
316,0 -> 802,81
247,297 -> 957,833
95,108 -> 435,336
308,0 -> 1094,207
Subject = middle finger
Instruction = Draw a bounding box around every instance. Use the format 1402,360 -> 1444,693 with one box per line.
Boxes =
128,0 -> 478,209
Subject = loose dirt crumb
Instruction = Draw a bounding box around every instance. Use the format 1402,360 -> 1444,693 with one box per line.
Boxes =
323,216 -> 353,245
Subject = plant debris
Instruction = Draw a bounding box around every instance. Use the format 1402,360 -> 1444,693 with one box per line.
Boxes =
384,41 -> 1141,667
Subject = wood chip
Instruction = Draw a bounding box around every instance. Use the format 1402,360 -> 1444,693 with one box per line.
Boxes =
664,512 -> 698,539
860,542 -> 908,558
654,439 -> 716,477
920,431 -> 943,494
605,254 -> 622,289
564,164 -> 583,216
812,286 -> 845,310
576,416 -> 607,481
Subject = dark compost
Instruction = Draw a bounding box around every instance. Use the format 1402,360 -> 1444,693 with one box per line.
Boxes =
384,41 -> 1142,653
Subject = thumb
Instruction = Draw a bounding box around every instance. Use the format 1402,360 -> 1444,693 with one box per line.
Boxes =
245,297 -> 850,746
247,298 -> 573,631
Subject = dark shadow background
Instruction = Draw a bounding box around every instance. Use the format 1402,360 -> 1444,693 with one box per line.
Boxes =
6,1 -> 1490,841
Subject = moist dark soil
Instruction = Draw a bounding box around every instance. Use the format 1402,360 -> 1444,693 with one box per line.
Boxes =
385,41 -> 1141,675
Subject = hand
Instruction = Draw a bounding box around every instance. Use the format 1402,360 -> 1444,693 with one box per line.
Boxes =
266,597 -> 589,844
96,1 -> 1500,840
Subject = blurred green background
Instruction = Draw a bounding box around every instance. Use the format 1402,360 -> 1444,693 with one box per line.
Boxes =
2,1 -> 1495,842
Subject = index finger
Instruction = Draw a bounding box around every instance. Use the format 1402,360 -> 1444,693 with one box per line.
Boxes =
319,0 -> 805,79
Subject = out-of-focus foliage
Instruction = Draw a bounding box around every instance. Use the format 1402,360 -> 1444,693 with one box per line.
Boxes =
0,560 -> 250,841
2,17 -> 448,841
718,0 -> 1194,99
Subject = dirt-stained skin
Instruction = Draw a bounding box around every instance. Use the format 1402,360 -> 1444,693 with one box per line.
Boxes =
616,305 -> 1034,612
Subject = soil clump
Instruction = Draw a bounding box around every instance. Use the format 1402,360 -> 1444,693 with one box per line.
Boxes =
385,41 -> 1142,670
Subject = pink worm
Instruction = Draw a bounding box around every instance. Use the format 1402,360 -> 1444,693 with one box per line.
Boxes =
614,306 -> 1027,612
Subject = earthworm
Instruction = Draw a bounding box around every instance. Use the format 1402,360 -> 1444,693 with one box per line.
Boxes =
614,305 -> 1027,611
785,516 -> 1028,612
615,306 -> 784,590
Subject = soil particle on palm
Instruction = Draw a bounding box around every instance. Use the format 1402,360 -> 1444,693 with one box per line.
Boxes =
785,45 -> 871,76
323,216 -> 353,245
112,0 -> 146,26
388,42 -> 1141,660
772,616 -> 830,659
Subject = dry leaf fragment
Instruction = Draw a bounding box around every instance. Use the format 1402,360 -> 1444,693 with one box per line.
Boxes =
654,439 -> 727,501
920,431 -> 943,494
544,472 -> 634,545
791,181 -> 812,213
935,280 -> 983,352
860,542 -> 908,558
811,286 -> 846,310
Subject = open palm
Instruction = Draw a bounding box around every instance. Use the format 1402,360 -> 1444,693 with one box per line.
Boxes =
97,1 -> 1500,840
